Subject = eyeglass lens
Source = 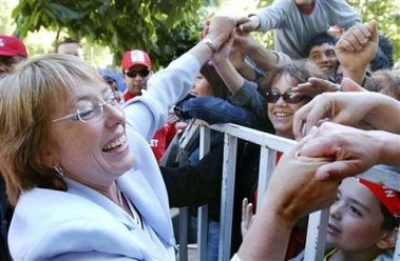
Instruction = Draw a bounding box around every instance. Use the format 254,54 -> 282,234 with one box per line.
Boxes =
126,68 -> 150,78
77,101 -> 102,122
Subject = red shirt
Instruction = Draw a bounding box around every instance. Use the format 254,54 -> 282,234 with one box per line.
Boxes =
252,151 -> 306,260
298,0 -> 317,15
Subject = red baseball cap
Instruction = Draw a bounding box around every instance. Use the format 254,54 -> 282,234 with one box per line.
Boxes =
0,35 -> 28,58
121,50 -> 151,70
359,178 -> 400,218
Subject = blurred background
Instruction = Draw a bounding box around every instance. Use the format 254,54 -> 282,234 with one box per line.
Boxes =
1,0 -> 399,70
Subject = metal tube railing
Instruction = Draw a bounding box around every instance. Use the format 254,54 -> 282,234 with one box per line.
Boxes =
175,121 -> 400,261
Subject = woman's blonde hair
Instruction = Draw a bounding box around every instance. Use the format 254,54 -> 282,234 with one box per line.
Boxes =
0,54 -> 103,206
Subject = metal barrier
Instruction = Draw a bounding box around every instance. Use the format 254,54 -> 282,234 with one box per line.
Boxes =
175,121 -> 400,261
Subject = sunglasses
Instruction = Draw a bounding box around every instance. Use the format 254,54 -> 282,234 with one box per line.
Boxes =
125,68 -> 150,78
265,89 -> 309,104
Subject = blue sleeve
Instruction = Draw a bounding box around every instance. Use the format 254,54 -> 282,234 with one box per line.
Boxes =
176,96 -> 261,129
229,79 -> 266,121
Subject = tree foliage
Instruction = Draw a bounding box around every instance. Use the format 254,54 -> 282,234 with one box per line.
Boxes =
12,0 -> 215,68
256,0 -> 400,60
348,0 -> 400,61
10,0 -> 400,68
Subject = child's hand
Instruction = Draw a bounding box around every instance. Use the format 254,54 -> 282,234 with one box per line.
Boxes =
241,198 -> 255,238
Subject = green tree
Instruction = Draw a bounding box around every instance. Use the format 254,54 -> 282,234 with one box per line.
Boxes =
349,0 -> 400,61
255,0 -> 400,61
12,0 -> 217,68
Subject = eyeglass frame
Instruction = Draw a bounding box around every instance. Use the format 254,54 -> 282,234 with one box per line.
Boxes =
124,68 -> 151,78
265,88 -> 310,104
51,95 -> 120,123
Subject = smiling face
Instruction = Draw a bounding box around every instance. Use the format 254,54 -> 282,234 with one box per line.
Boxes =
327,178 -> 389,253
267,73 -> 306,139
48,82 -> 135,189
190,73 -> 214,97
308,43 -> 338,77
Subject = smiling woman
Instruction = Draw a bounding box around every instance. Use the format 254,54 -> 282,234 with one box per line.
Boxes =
260,60 -> 326,139
0,16 -> 238,260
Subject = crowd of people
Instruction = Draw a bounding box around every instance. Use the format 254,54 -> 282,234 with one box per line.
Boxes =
0,0 -> 399,260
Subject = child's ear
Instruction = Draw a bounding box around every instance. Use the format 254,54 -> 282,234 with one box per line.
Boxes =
376,227 -> 398,250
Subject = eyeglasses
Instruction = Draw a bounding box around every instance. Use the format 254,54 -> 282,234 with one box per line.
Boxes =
125,68 -> 150,78
51,95 -> 120,123
265,89 -> 309,104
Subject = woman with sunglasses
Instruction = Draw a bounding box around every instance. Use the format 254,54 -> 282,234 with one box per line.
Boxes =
245,60 -> 327,259
261,60 -> 326,140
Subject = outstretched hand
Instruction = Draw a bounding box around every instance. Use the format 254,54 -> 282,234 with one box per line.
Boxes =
207,16 -> 239,50
293,78 -> 400,139
211,29 -> 236,65
262,134 -> 339,223
336,21 -> 378,78
291,77 -> 340,98
237,15 -> 261,32
298,122 -> 381,181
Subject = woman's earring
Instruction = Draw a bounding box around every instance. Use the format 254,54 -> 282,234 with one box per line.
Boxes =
53,166 -> 65,177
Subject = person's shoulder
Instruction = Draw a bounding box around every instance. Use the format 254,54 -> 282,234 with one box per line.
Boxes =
257,0 -> 293,13
375,249 -> 394,261
15,188 -> 115,222
319,0 -> 356,10
10,188 -> 138,260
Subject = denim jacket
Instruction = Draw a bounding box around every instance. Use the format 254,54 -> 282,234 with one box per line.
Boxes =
174,79 -> 274,133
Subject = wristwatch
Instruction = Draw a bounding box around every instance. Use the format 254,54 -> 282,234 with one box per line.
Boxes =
202,37 -> 217,52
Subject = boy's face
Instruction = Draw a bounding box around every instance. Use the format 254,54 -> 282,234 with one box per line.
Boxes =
308,43 -> 338,77
326,178 -> 388,252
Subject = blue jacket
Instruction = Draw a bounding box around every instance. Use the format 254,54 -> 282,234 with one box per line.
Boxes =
174,79 -> 273,132
9,53 -> 200,260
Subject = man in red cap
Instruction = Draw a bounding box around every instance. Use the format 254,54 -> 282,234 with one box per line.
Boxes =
121,49 -> 177,162
0,35 -> 28,77
121,49 -> 153,101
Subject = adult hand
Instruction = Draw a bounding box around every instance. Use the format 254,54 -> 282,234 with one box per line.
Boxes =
207,16 -> 238,50
298,122 -> 381,181
293,78 -> 400,139
211,29 -> 236,65
238,134 -> 339,261
200,20 -> 210,40
336,21 -> 378,83
263,134 -> 339,224
237,15 -> 261,32
232,30 -> 259,53
291,77 -> 340,98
